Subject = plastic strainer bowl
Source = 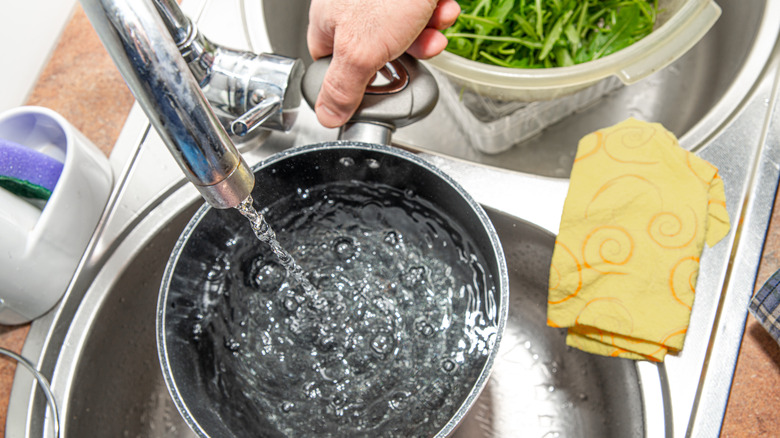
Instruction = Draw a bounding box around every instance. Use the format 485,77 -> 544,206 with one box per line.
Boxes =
427,0 -> 722,101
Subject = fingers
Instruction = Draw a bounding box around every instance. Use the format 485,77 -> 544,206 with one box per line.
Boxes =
409,0 -> 460,60
306,0 -> 336,61
429,0 -> 461,30
406,28 -> 450,60
307,24 -> 333,62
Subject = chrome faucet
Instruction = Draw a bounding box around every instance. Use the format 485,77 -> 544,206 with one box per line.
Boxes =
80,0 -> 303,208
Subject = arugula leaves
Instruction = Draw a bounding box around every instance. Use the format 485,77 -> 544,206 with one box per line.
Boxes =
444,0 -> 659,68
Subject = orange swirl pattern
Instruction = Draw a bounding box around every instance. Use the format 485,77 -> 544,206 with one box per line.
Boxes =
647,208 -> 698,249
582,226 -> 633,275
547,118 -> 730,362
603,124 -> 660,164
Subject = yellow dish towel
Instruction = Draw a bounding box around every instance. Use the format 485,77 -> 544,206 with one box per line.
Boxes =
547,118 -> 730,362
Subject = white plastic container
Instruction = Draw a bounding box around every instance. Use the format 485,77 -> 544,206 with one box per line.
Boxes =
424,0 -> 721,154
0,106 -> 113,324
427,0 -> 722,102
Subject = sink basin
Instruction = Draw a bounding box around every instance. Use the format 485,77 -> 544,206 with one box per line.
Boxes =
14,192 -> 651,437
8,0 -> 780,437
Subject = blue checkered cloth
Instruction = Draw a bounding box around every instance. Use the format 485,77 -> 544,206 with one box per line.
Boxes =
750,269 -> 780,343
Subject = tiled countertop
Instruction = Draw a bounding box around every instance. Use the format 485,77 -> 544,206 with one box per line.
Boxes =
0,5 -> 778,437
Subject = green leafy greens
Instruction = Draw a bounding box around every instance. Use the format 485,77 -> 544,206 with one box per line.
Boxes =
444,0 -> 660,68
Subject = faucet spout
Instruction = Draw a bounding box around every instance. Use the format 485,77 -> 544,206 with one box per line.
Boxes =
80,0 -> 254,208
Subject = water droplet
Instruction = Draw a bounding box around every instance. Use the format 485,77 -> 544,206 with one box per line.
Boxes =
283,296 -> 299,312
401,266 -> 426,287
206,255 -> 229,281
365,158 -> 380,169
388,391 -> 410,410
332,237 -> 357,261
339,157 -> 355,167
245,258 -> 287,292
383,231 -> 400,246
304,381 -> 321,399
371,333 -> 392,355
331,392 -> 347,407
441,359 -> 457,372
317,334 -> 337,352
225,337 -> 241,352
281,401 -> 294,413
309,295 -> 329,313
415,320 -> 435,337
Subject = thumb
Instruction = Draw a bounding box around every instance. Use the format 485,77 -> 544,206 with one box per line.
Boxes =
314,54 -> 378,128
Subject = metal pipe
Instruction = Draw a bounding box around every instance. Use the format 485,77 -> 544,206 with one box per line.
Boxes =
80,0 -> 254,209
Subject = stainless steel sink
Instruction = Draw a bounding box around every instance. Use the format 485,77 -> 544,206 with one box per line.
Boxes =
8,0 -> 780,437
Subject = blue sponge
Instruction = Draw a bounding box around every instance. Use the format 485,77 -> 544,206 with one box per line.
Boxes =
0,138 -> 64,200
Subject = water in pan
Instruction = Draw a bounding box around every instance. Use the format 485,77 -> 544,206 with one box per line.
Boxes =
193,180 -> 499,437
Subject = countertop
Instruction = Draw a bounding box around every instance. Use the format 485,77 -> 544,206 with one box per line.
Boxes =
0,5 -> 777,437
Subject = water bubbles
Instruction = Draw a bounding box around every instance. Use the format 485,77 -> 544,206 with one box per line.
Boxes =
331,392 -> 348,408
388,391 -> 410,410
370,333 -> 393,355
281,401 -> 294,413
283,296 -> 300,313
224,337 -> 241,352
441,359 -> 458,373
365,158 -> 380,169
192,323 -> 203,340
339,157 -> 355,167
245,258 -> 286,292
316,334 -> 338,353
401,265 -> 427,288
383,230 -> 400,246
308,294 -> 329,313
415,319 -> 435,337
297,187 -> 311,199
303,381 -> 321,399
205,255 -> 229,281
332,237 -> 357,261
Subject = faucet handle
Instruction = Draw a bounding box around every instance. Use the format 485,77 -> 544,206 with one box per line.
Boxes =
301,54 -> 439,130
195,47 -> 304,135
230,92 -> 282,137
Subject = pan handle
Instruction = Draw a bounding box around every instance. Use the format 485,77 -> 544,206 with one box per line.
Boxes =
301,54 -> 439,133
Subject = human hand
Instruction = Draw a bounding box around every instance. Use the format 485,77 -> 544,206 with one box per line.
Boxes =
307,0 -> 460,128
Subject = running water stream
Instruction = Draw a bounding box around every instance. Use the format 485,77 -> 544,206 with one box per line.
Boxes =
235,195 -> 318,298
